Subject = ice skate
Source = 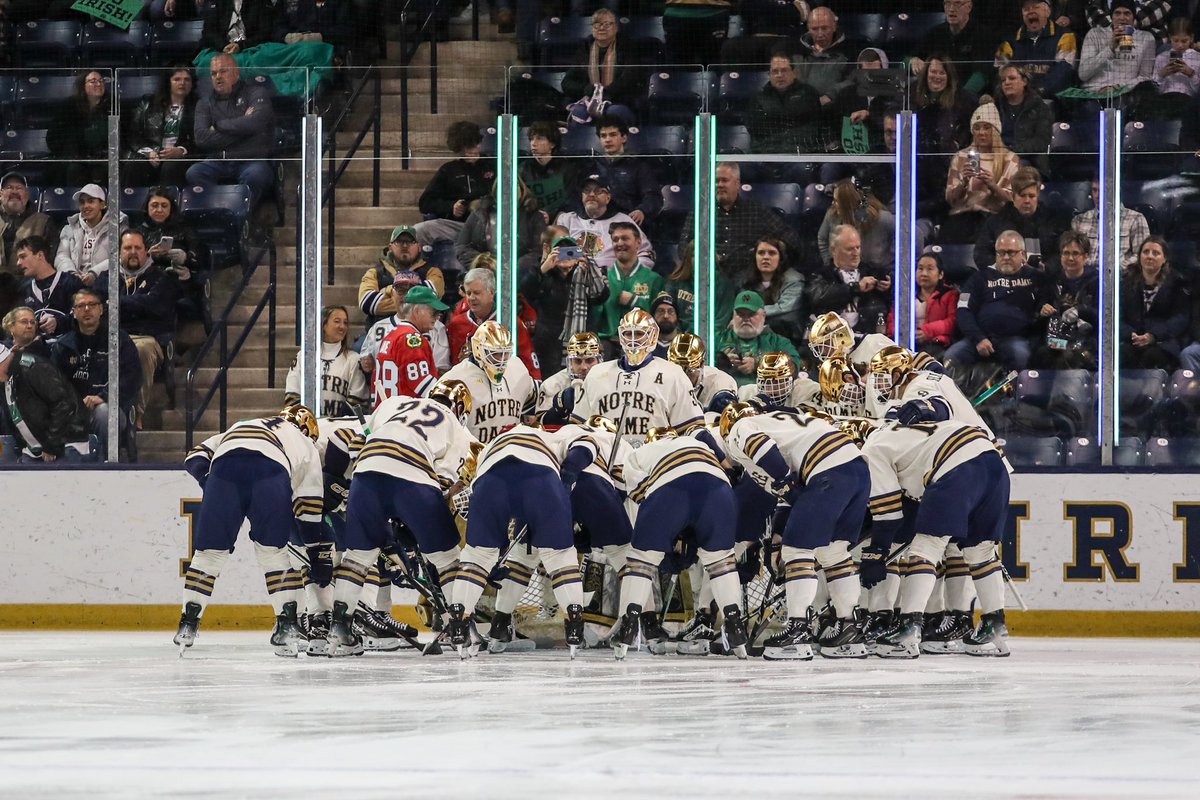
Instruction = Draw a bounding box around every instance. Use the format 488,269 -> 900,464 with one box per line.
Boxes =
352,602 -> 415,652
640,610 -> 670,655
863,609 -> 896,654
447,604 -> 475,659
612,604 -> 642,661
761,616 -> 814,661
564,604 -> 584,659
874,611 -> 923,659
486,610 -> 536,654
327,601 -> 364,657
270,601 -> 304,658
675,607 -> 714,643
921,610 -> 972,654
173,601 -> 202,656
812,604 -> 836,656
305,610 -> 330,657
720,604 -> 749,659
965,610 -> 1010,657
817,609 -> 869,659
675,612 -> 717,656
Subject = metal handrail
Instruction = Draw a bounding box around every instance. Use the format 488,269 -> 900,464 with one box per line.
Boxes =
184,251 -> 278,449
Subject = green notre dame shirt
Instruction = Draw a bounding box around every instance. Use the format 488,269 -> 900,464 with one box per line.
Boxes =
597,262 -> 664,338
714,326 -> 802,386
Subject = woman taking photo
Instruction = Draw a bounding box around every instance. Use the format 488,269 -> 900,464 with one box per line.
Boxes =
941,102 -> 1020,243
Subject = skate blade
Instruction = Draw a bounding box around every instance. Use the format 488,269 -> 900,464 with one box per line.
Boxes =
874,644 -> 920,659
646,639 -> 670,655
306,640 -> 330,657
819,643 -> 869,659
569,644 -> 578,660
762,645 -> 813,661
273,645 -> 300,658
361,636 -> 402,652
329,642 -> 364,657
965,642 -> 1010,657
675,640 -> 712,656
177,642 -> 190,658
612,643 -> 628,661
921,640 -> 966,655
732,645 -> 748,660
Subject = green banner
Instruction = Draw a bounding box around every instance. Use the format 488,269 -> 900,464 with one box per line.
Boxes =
70,0 -> 144,30
841,118 -> 870,155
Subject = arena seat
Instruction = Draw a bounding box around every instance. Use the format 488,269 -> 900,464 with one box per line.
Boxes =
715,70 -> 766,124
1040,180 -> 1091,217
0,128 -> 52,163
715,124 -> 751,155
627,125 -> 688,156
646,70 -> 713,124
1062,436 -> 1144,466
1122,179 -> 1185,235
799,182 -> 832,230
81,20 -> 150,70
837,13 -> 887,46
118,186 -> 152,222
1014,369 -> 1094,437
927,243 -> 975,285
1168,240 -> 1197,275
1144,437 -> 1200,467
658,184 -> 693,241
883,12 -> 942,59
180,184 -> 252,270
1119,369 -> 1168,436
740,182 -> 801,226
619,15 -> 665,45
37,186 -> 83,224
115,73 -> 161,114
13,75 -> 81,129
1123,120 -> 1182,179
997,436 -> 1063,467
14,21 -> 82,69
1048,121 -> 1097,180
537,16 -> 591,66
149,20 -> 205,67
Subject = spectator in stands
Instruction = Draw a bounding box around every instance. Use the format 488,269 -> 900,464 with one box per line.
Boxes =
454,179 -> 546,270
358,225 -> 443,325
662,249 -> 695,334
941,101 -> 1020,243
807,224 -> 893,339
995,0 -> 1078,98
831,47 -> 900,150
55,185 -> 128,284
995,64 -> 1053,172
973,166 -> 1062,269
663,0 -> 733,67
1071,177 -> 1150,270
715,289 -> 801,386
0,341 -> 89,463
414,121 -> 494,250
650,293 -> 681,350
818,178 -> 895,271
187,55 -> 277,210
718,0 -> 810,66
562,9 -> 646,127
202,0 -> 277,54
519,122 -> 575,220
912,0 -> 1000,97
749,51 -> 823,154
47,71 -> 110,187
1032,230 -> 1098,369
555,175 -> 653,270
893,251 -> 960,362
138,187 -> 206,325
1086,0 -> 1173,44
596,222 -> 663,349
794,6 -> 854,108
1,173 -> 57,277
1120,235 -> 1189,370
588,116 -> 663,228
1077,0 -> 1157,111
945,229 -> 1049,373
522,230 -> 609,375
3,306 -> 52,360
447,266 -> 541,377
124,65 -> 198,188
1151,18 -> 1200,120
52,287 -> 142,458
15,235 -> 81,341
283,304 -> 369,416
745,236 -> 805,338
97,230 -> 180,424
913,56 -> 976,156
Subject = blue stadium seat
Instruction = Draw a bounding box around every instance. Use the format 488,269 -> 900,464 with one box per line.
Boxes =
1122,178 -> 1186,234
1168,240 -> 1197,275
799,182 -> 832,231
537,16 -> 592,67
510,69 -> 566,93
560,125 -> 600,157
927,243 -> 975,285
620,15 -> 665,45
118,186 -> 152,222
646,70 -> 712,124
884,13 -> 942,59
1048,121 -> 1098,180
37,186 -> 82,223
14,21 -> 82,69
149,20 -> 205,67
115,73 -> 162,115
1040,180 -> 1091,217
715,124 -> 751,155
13,75 -> 82,129
627,125 -> 688,156
658,183 -> 693,241
1062,436 -> 1143,466
741,182 -> 801,225
0,77 -> 14,120
181,184 -> 252,269
0,127 -> 51,162
1168,368 -> 1200,402
837,13 -> 887,45
715,70 -> 767,124
1120,368 -> 1168,436
1144,437 -> 1200,466
1015,369 -> 1094,436
997,436 -> 1063,467
81,20 -> 149,69
1123,120 -> 1183,179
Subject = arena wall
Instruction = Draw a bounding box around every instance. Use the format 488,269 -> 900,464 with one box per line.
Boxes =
0,469 -> 1197,636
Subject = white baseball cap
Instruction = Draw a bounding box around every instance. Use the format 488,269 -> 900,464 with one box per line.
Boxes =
72,184 -> 107,204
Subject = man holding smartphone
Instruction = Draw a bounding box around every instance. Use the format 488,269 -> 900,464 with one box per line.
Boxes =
524,230 -> 608,375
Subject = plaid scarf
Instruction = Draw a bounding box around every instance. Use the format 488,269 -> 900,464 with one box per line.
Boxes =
588,42 -> 618,88
561,257 -> 608,344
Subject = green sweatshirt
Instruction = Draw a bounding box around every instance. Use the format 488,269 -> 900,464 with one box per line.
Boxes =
714,326 -> 802,386
597,262 -> 664,338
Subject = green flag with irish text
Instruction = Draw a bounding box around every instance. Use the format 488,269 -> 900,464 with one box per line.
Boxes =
71,0 -> 144,30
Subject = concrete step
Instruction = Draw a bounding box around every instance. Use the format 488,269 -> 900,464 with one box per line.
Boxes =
183,366 -> 292,387
277,244 -> 402,264
345,94 -> 499,122
400,39 -> 518,68
162,405 -> 282,431
335,128 -> 483,153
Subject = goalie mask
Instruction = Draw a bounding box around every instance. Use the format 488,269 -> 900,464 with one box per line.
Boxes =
867,345 -> 915,404
718,401 -> 758,439
278,404 -> 319,442
756,352 -> 795,404
428,379 -> 472,420
471,321 -> 513,385
666,332 -> 705,382
808,312 -> 854,362
618,308 -> 659,366
818,357 -> 865,408
566,332 -> 602,380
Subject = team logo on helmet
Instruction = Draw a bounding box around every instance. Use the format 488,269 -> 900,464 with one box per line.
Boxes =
644,426 -> 677,443
756,352 -> 795,404
428,379 -> 472,419
718,401 -> 759,439
867,345 -> 915,403
808,312 -> 854,362
666,332 -> 705,372
618,309 -> 659,366
585,414 -> 618,434
839,417 -> 877,447
566,332 -> 601,360
819,357 -> 866,408
471,321 -> 513,385
278,404 -> 319,442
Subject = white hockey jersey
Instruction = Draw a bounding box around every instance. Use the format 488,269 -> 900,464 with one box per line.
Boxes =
861,419 -> 999,520
555,422 -> 632,490
208,418 -> 325,521
725,408 -> 861,491
355,396 -> 478,490
535,366 -> 579,414
474,424 -> 599,482
570,357 -> 704,445
693,365 -> 738,412
849,333 -> 897,375
622,435 -> 728,504
316,416 -> 363,481
362,314 -> 452,373
436,356 -> 537,443
284,342 -> 370,417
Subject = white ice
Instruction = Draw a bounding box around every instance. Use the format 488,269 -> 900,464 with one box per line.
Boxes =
1,633 -> 1198,799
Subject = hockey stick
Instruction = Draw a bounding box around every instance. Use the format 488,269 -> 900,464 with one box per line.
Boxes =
971,370 -> 1019,408
1001,562 -> 1029,611
605,400 -> 631,480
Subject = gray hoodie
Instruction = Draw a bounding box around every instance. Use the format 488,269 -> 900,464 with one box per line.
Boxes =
55,210 -> 129,277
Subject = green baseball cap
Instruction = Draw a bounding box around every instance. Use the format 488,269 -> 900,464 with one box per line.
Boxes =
733,290 -> 764,313
391,225 -> 419,242
404,285 -> 449,311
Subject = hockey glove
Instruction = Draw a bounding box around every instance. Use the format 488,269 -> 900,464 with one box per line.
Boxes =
896,398 -> 940,425
306,542 -> 335,587
551,386 -> 575,418
736,540 -> 763,584
858,545 -> 888,589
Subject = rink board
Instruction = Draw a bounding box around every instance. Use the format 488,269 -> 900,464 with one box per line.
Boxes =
0,468 -> 1198,635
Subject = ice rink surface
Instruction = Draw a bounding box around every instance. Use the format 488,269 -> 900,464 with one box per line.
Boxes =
0,632 -> 1198,799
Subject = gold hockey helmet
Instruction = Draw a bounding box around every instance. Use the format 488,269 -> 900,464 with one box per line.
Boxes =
818,356 -> 866,408
618,308 -> 659,367
459,440 -> 487,484
808,312 -> 854,361
718,401 -> 759,439
666,332 -> 705,372
756,352 -> 796,404
585,414 -> 618,434
428,379 -> 472,419
645,426 -> 677,443
866,345 -> 915,403
470,321 -> 513,385
279,404 -> 320,442
840,417 -> 877,447
566,331 -> 602,360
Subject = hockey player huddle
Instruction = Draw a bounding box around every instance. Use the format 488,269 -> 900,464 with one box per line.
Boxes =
174,308 -> 1013,662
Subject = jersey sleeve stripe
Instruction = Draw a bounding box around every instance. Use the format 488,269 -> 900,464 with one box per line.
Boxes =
224,428 -> 283,450
358,439 -> 443,485
629,447 -> 723,503
671,414 -> 703,433
743,431 -> 773,460
800,431 -> 855,483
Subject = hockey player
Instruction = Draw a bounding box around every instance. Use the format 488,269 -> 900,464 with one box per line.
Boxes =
326,381 -> 478,656
720,402 -> 870,660
808,311 -> 943,378
613,426 -> 749,660
371,286 -> 449,406
536,331 -> 603,424
174,405 -> 330,657
735,352 -> 807,408
435,321 -> 537,443
446,423 -> 597,658
859,418 -> 1012,659
569,308 -> 704,444
667,332 -> 738,413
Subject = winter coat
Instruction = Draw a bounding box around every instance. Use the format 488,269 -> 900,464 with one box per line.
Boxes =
597,262 -> 664,339
561,38 -> 648,109
124,95 -> 197,160
888,287 -> 961,347
745,268 -> 805,330
996,93 -> 1054,158
356,250 -> 443,323
454,195 -> 546,270
587,155 -> 663,219
55,211 -> 129,277
749,80 -> 822,154
202,0 -> 278,52
418,159 -> 495,221
956,264 -> 1051,343
1,349 -> 88,457
973,203 -> 1063,270
0,211 -> 56,275
446,299 -> 541,379
1120,271 -> 1191,358
192,78 -> 276,160
95,265 -> 180,339
52,321 -> 143,409
806,263 -> 893,336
